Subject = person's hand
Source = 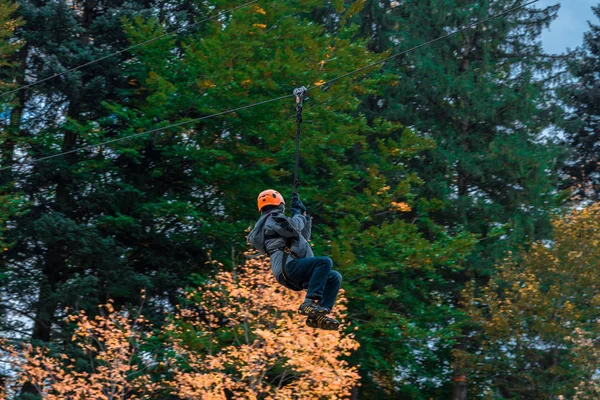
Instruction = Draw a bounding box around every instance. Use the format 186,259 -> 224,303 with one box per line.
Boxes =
291,192 -> 307,213
291,192 -> 299,205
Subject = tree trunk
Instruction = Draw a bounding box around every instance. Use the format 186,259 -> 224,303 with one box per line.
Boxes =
30,250 -> 63,342
452,30 -> 477,400
350,385 -> 360,400
453,374 -> 468,400
23,0 -> 92,395
1,44 -> 27,179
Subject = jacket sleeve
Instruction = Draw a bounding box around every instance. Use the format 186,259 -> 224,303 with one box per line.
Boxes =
270,214 -> 307,238
301,215 -> 312,241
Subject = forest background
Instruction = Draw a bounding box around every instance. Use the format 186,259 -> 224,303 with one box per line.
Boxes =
0,0 -> 600,398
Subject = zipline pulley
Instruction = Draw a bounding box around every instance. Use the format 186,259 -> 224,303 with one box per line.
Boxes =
293,86 -> 307,194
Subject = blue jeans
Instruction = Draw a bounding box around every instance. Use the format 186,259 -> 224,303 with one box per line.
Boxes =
279,256 -> 342,311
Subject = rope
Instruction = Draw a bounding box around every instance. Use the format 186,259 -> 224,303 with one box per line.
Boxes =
0,0 -> 538,173
0,0 -> 258,98
292,86 -> 307,194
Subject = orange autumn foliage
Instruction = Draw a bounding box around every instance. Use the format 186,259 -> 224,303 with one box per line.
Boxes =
167,253 -> 360,399
0,254 -> 360,400
0,301 -> 157,400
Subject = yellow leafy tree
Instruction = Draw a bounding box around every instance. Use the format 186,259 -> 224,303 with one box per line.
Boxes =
167,253 -> 360,399
567,323 -> 600,400
462,204 -> 600,399
0,0 -> 23,73
0,255 -> 360,399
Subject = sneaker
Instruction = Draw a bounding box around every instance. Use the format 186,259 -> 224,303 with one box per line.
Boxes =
298,298 -> 330,316
306,314 -> 340,331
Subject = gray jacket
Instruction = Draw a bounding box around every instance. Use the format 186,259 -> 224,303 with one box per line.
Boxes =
253,211 -> 313,278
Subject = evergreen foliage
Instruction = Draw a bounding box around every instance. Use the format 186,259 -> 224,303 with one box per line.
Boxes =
350,1 -> 564,396
0,0 -> 578,398
356,0 -> 562,274
0,0 -> 222,346
564,6 -> 600,201
115,2 -> 481,396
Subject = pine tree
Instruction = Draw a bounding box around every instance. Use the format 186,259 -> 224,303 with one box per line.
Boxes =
361,0 -> 561,274
350,1 -> 563,396
563,6 -> 600,201
1,0 -> 402,351
0,0 -> 215,348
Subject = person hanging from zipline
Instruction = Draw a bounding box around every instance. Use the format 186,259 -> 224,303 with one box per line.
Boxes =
248,87 -> 341,330
248,189 -> 342,330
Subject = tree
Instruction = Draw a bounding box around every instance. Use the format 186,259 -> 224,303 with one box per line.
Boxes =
462,204 -> 600,398
0,0 -> 22,82
563,5 -> 600,201
167,253 -> 360,399
65,1 -> 484,397
0,300 -> 157,400
568,322 -> 600,400
0,0 -> 24,242
0,1 -> 560,397
359,0 -> 562,275
0,0 -> 254,346
0,0 -> 26,337
1,2 -> 409,396
350,1 -> 563,396
123,3 -> 488,396
0,254 -> 360,399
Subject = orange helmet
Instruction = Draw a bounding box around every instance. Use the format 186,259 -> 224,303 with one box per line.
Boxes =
257,189 -> 285,212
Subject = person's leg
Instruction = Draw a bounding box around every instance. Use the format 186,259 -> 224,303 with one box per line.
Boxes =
320,270 -> 342,311
284,256 -> 334,315
307,270 -> 342,330
284,256 -> 333,301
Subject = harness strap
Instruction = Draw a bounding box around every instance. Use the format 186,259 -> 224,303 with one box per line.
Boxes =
265,246 -> 298,259
264,236 -> 301,290
280,251 -> 302,291
265,233 -> 297,258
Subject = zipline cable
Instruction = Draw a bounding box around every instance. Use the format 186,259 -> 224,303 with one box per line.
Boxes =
0,94 -> 294,171
0,0 -> 538,173
314,0 -> 539,89
290,0 -> 538,192
0,0 -> 258,98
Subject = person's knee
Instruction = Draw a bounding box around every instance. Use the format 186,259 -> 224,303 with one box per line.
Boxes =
319,256 -> 333,271
330,270 -> 342,284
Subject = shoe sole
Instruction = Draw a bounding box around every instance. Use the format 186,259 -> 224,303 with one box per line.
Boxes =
306,315 -> 340,331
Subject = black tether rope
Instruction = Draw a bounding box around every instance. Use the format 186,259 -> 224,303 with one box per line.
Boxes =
292,86 -> 307,194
